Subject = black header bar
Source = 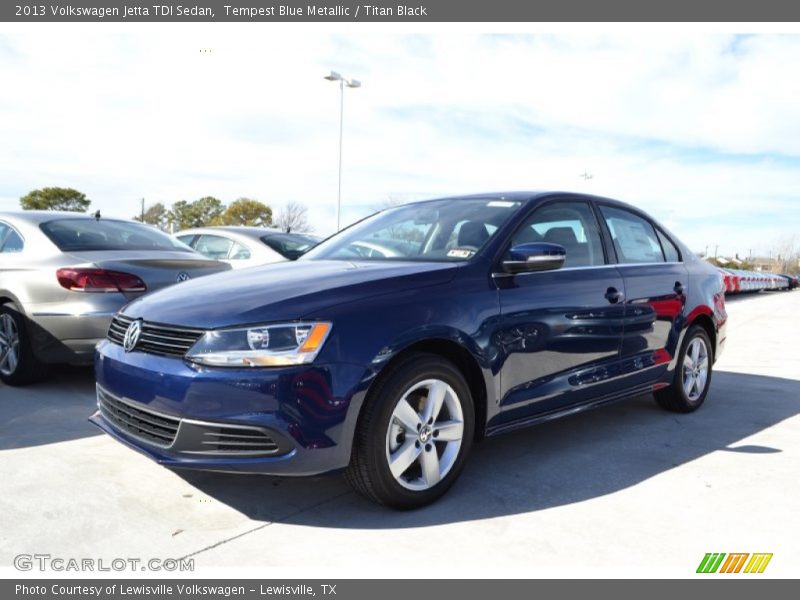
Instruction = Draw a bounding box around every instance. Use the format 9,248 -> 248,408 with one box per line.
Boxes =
4,0 -> 800,22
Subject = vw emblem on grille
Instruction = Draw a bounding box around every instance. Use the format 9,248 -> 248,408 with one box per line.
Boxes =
122,319 -> 142,352
176,271 -> 190,282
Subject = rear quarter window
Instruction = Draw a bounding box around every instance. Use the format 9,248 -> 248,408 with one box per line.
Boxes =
656,228 -> 681,262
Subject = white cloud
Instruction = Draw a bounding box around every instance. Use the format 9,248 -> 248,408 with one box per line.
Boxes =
0,28 -> 799,258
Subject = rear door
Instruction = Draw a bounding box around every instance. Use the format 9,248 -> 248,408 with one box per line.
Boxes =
194,234 -> 234,261
495,199 -> 626,426
191,234 -> 263,269
0,222 -> 31,302
596,203 -> 689,386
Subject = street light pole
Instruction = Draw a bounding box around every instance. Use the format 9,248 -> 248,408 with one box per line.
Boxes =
325,70 -> 361,232
337,78 -> 344,231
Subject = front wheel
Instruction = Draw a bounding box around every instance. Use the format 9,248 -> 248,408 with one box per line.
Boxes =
346,353 -> 475,509
655,325 -> 713,413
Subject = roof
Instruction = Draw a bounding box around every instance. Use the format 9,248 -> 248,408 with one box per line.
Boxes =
410,190 -> 634,208
0,210 -> 103,223
0,210 -> 132,224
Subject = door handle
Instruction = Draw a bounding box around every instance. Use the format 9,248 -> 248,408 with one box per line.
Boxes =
674,281 -> 685,295
605,287 -> 624,304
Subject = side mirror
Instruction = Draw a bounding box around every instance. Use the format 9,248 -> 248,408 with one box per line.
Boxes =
502,242 -> 566,274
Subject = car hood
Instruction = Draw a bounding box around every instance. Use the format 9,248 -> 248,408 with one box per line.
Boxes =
122,260 -> 461,328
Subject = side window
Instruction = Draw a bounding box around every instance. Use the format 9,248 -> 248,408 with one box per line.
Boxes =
599,206 -> 665,264
195,235 -> 233,260
656,229 -> 681,262
1,230 -> 23,253
0,224 -> 24,253
0,223 -> 10,248
511,201 -> 605,268
175,234 -> 196,247
229,242 -> 251,260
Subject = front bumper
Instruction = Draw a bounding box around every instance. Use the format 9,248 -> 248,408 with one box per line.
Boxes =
92,340 -> 372,476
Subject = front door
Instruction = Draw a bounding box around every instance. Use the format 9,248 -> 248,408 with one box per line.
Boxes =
494,199 -> 625,427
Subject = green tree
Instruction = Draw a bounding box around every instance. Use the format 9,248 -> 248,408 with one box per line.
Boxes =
20,187 -> 90,212
169,196 -> 224,230
216,198 -> 272,227
134,202 -> 169,231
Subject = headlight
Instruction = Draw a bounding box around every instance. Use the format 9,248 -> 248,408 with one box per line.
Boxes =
186,322 -> 332,367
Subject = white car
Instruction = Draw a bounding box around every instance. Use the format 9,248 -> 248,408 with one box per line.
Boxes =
175,226 -> 320,269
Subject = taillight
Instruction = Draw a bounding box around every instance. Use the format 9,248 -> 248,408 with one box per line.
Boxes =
56,268 -> 147,293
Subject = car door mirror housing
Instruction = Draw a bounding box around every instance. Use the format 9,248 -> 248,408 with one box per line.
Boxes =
502,242 -> 566,274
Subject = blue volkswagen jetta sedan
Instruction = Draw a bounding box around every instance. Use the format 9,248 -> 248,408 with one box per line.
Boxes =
92,192 -> 726,509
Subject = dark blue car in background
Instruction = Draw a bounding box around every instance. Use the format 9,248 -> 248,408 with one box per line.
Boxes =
91,192 -> 727,509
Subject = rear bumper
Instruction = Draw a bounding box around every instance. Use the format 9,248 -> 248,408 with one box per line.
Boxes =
27,309 -> 119,364
714,293 -> 727,361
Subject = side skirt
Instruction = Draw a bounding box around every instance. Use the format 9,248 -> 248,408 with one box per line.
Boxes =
485,382 -> 661,438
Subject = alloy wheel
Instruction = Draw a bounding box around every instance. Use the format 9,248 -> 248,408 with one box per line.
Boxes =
682,337 -> 709,402
0,313 -> 20,376
385,378 -> 465,491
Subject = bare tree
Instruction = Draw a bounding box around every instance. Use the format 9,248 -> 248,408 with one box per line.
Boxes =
370,193 -> 411,213
771,233 -> 799,273
274,201 -> 313,233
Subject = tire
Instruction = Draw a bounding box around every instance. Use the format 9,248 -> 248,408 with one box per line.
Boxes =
0,303 -> 47,386
655,325 -> 713,413
346,353 -> 475,509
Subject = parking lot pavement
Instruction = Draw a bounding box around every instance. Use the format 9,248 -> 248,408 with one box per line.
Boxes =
1,291 -> 798,577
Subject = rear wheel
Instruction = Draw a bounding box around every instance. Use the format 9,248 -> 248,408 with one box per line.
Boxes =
655,325 -> 712,413
346,353 -> 475,509
0,303 -> 47,386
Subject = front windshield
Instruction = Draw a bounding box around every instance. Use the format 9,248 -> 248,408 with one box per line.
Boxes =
302,198 -> 523,262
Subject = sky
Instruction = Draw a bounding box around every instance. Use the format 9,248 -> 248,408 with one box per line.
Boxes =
1,27 -> 799,257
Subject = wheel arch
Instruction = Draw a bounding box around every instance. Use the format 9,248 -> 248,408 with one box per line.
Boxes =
363,337 -> 491,442
0,294 -> 22,309
688,312 -> 717,361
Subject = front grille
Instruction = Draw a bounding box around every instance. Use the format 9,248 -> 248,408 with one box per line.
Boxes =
194,425 -> 280,455
97,387 -> 180,448
107,313 -> 204,358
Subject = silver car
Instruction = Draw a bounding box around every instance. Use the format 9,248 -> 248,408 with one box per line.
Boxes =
176,226 -> 320,269
0,211 -> 230,385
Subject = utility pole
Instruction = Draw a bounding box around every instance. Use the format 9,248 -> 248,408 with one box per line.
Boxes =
714,244 -> 719,259
140,198 -> 145,222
